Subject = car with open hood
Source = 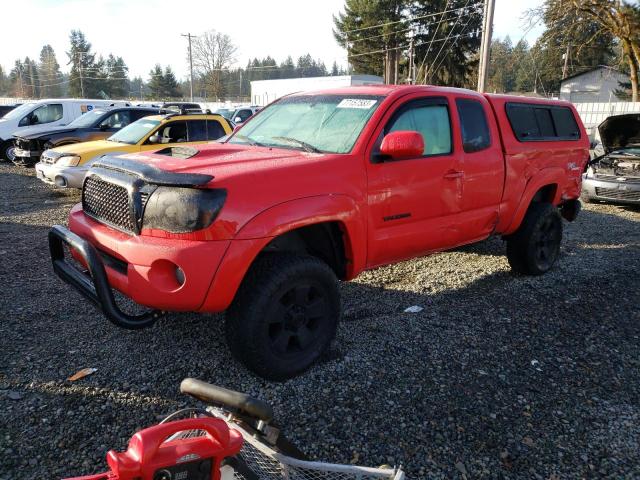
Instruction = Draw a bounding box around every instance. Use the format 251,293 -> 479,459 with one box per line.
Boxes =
35,111 -> 232,188
12,106 -> 159,167
582,113 -> 640,205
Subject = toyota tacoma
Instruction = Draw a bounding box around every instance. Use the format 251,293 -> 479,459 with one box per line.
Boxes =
49,86 -> 589,380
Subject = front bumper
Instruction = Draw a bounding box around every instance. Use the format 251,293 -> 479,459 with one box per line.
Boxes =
50,206 -> 231,326
582,174 -> 640,205
13,147 -> 42,166
35,162 -> 88,188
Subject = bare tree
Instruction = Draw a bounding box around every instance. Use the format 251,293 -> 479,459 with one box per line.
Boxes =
192,30 -> 237,100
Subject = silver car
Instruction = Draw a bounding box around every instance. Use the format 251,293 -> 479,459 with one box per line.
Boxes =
582,114 -> 640,205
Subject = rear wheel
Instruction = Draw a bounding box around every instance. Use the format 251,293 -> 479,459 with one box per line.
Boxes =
506,203 -> 563,275
0,141 -> 16,162
225,253 -> 340,380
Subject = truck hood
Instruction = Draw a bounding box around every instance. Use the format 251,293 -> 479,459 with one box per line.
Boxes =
598,114 -> 640,153
52,139 -> 125,156
14,125 -> 76,140
113,143 -> 319,179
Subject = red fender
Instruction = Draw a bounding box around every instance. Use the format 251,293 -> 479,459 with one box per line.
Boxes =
198,195 -> 365,312
500,167 -> 564,235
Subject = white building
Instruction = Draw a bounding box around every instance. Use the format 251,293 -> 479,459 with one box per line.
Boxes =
250,75 -> 384,106
560,66 -> 629,103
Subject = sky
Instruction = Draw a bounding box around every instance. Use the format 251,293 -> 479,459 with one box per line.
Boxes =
1,0 -> 544,81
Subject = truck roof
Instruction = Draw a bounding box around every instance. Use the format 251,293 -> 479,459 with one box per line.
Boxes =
287,84 -> 488,100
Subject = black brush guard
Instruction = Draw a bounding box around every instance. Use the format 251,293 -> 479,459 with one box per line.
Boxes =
48,224 -> 160,329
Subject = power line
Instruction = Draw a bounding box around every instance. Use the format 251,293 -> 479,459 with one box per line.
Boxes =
340,4 -> 482,35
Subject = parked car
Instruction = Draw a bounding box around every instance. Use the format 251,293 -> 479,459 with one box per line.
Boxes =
213,108 -> 235,120
0,99 -> 128,161
162,102 -> 202,112
49,86 -> 589,380
12,107 -> 159,167
35,112 -> 232,188
582,113 -> 640,205
231,106 -> 260,124
0,104 -> 21,118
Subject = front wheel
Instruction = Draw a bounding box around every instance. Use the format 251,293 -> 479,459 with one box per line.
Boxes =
506,203 -> 563,275
225,253 -> 340,381
0,141 -> 16,162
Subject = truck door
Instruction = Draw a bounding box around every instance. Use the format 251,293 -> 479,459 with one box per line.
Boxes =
365,95 -> 464,267
452,97 -> 504,243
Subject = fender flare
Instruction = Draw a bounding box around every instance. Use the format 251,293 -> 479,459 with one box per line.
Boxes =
198,195 -> 366,312
503,167 -> 564,235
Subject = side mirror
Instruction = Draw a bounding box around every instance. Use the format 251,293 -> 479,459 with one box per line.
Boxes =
233,124 -> 241,132
234,117 -> 242,123
148,134 -> 160,144
379,131 -> 424,160
99,123 -> 109,131
31,114 -> 39,125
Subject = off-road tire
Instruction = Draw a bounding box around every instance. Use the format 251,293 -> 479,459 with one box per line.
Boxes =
0,141 -> 15,162
225,253 -> 340,381
506,203 -> 563,275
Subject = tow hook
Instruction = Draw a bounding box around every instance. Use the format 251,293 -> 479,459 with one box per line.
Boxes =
560,199 -> 581,222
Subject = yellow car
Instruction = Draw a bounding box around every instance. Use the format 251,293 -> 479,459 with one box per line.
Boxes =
35,112 -> 232,188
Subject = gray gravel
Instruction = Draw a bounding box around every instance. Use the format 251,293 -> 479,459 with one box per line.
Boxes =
1,163 -> 639,479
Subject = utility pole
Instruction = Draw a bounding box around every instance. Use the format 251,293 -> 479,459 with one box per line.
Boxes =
239,69 -> 242,99
562,44 -> 570,79
77,52 -> 85,97
182,33 -> 195,101
408,37 -> 415,84
477,0 -> 495,93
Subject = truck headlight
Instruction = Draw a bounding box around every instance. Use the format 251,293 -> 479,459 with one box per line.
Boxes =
56,155 -> 81,167
142,187 -> 226,233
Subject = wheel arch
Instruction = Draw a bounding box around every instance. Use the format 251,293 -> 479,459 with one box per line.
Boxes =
198,195 -> 366,313
502,168 -> 563,235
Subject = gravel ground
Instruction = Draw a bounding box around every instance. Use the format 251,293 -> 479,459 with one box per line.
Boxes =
1,163 -> 639,479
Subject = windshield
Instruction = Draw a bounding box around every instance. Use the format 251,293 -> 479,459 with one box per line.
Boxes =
68,110 -> 107,128
2,103 -> 36,121
228,94 -> 383,153
108,119 -> 160,145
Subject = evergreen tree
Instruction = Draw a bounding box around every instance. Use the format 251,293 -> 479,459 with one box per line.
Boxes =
39,45 -> 62,97
280,56 -> 296,79
67,30 -> 96,97
162,66 -> 180,98
0,65 -> 7,95
331,61 -> 340,76
9,60 -> 26,97
148,64 -> 165,99
23,57 -> 40,98
106,54 -> 129,98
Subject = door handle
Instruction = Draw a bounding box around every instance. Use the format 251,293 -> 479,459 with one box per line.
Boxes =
444,170 -> 464,179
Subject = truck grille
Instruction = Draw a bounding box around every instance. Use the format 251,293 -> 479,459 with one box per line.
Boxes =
82,175 -> 136,233
595,187 -> 640,202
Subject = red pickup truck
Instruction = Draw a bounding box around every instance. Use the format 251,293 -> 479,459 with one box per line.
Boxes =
49,85 -> 589,379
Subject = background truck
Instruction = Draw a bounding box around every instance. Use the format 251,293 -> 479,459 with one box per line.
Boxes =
49,85 -> 589,380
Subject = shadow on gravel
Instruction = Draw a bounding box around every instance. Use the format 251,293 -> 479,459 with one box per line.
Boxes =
0,206 -> 639,479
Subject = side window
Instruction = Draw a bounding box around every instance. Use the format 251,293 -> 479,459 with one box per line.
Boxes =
153,121 -> 188,144
23,103 -> 63,126
386,99 -> 452,156
551,108 -> 580,139
101,111 -> 131,129
188,120 -> 208,141
506,104 -> 540,141
207,120 -> 226,140
534,108 -> 555,137
506,103 -> 580,141
238,109 -> 252,122
456,98 -> 491,153
131,110 -> 154,121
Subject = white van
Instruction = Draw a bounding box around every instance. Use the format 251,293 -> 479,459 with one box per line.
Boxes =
0,99 -> 129,161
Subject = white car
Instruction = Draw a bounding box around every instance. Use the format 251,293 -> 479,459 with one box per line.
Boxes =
231,106 -> 261,124
0,99 -> 129,161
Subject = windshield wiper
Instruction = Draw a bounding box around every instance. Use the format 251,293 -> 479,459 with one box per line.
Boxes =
272,136 -> 323,153
233,134 -> 265,147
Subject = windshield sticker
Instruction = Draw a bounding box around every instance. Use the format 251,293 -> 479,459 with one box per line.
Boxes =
336,99 -> 377,109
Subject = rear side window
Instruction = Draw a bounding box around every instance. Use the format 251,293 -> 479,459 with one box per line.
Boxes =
456,99 -> 491,153
207,120 -> 226,140
551,108 -> 580,138
506,103 -> 580,141
188,120 -> 208,141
